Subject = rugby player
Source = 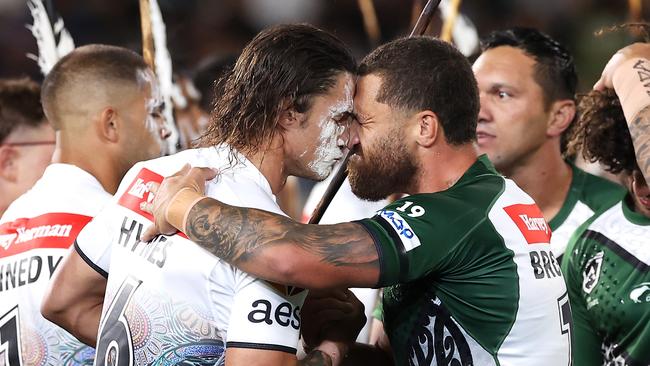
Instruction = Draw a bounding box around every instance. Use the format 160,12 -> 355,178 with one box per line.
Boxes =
45,24 -> 363,365
143,36 -> 572,365
562,41 -> 650,365
0,45 -> 169,364
0,78 -> 54,217
472,27 -> 625,261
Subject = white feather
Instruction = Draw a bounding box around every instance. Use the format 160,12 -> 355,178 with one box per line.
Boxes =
149,0 -> 180,154
439,0 -> 479,56
26,0 -> 74,75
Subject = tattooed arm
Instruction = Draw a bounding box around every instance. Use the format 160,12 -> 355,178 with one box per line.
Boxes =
185,196 -> 380,289
629,105 -> 650,181
594,43 -> 650,182
141,166 -> 380,289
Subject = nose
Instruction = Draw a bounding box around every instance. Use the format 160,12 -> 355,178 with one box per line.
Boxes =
344,119 -> 361,150
477,92 -> 492,124
160,124 -> 172,140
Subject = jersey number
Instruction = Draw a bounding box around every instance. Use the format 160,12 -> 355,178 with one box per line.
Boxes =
0,306 -> 22,366
557,292 -> 573,366
95,277 -> 142,366
395,201 -> 425,217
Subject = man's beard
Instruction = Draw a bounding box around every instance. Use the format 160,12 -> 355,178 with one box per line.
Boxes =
348,132 -> 418,201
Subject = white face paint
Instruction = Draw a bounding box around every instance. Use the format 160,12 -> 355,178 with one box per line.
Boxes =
308,75 -> 354,179
136,69 -> 164,134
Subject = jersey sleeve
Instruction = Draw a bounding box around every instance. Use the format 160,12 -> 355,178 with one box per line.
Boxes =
357,196 -> 479,287
74,205 -> 115,277
224,271 -> 307,354
561,232 -> 604,366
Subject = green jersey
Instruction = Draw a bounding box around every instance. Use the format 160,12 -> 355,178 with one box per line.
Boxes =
358,156 -> 570,366
550,163 -> 624,261
562,196 -> 650,366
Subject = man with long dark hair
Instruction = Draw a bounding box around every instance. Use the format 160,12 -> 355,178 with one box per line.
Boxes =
44,24 -> 363,365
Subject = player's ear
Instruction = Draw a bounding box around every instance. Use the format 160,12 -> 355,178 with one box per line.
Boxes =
277,99 -> 306,131
414,110 -> 439,148
0,145 -> 18,182
277,108 -> 306,131
97,107 -> 120,143
547,99 -> 575,137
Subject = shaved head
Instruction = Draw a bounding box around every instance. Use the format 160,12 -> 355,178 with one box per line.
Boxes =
41,44 -> 150,130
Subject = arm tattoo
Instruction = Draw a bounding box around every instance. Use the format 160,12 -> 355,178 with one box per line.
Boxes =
630,104 -> 650,181
633,59 -> 650,97
185,198 -> 379,268
299,350 -> 333,366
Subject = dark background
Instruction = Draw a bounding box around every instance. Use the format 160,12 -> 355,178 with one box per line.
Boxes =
0,0 -> 646,91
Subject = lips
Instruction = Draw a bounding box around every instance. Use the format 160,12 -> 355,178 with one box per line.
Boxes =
476,131 -> 495,145
638,195 -> 650,208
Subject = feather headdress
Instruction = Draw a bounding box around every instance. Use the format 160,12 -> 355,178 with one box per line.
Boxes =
26,0 -> 74,75
146,0 -> 181,154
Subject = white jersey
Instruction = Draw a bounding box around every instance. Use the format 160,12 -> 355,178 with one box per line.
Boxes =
0,164 -> 110,365
75,147 -> 307,365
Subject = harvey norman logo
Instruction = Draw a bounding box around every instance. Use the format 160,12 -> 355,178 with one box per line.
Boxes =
503,204 -> 551,245
519,214 -> 549,235
0,213 -> 92,257
118,167 -> 163,220
0,223 -> 72,250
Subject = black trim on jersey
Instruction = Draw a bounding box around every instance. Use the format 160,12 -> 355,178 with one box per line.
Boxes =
226,341 -> 296,354
370,214 -> 410,282
74,240 -> 108,278
583,230 -> 650,272
355,220 -> 385,288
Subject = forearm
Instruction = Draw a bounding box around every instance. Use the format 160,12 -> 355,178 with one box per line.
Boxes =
613,58 -> 650,181
170,193 -> 380,288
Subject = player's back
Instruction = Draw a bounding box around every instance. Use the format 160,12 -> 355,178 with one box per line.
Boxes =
0,163 -> 109,365
77,146 -> 306,365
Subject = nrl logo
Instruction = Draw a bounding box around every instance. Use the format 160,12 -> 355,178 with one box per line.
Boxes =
582,251 -> 604,294
630,282 -> 650,304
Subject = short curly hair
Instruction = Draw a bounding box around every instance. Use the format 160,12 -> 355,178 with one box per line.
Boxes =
566,89 -> 637,174
566,22 -> 650,174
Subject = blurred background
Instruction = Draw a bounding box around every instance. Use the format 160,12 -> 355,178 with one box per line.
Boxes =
0,0 -> 646,218
0,0 -> 646,90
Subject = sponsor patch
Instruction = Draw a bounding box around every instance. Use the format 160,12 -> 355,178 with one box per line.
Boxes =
582,251 -> 604,294
0,213 -> 92,258
117,168 -> 163,221
377,209 -> 421,252
503,204 -> 551,245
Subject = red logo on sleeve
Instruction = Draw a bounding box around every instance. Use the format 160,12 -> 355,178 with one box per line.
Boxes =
503,204 -> 551,245
117,168 -> 163,221
0,213 -> 93,258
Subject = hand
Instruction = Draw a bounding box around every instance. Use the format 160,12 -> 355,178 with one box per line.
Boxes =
140,164 -> 218,241
594,42 -> 650,91
301,289 -> 366,351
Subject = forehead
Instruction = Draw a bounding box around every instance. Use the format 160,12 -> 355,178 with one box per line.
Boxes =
353,74 -> 383,110
472,46 -> 537,85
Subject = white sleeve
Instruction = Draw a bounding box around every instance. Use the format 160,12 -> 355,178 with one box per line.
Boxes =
74,205 -> 115,277
225,270 -> 308,354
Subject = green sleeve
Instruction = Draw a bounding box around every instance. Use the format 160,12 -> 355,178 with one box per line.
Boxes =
562,234 -> 603,366
372,295 -> 383,321
357,196 -> 483,287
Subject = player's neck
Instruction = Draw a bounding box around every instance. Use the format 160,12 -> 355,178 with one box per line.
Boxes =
413,143 -> 479,194
504,144 -> 572,222
51,132 -> 120,194
245,142 -> 287,195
